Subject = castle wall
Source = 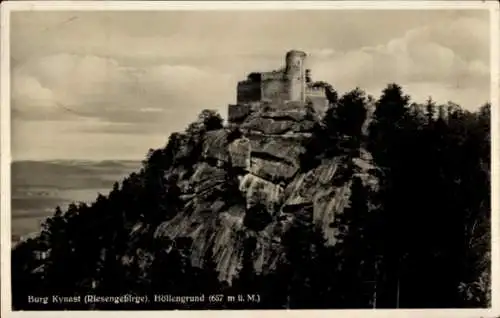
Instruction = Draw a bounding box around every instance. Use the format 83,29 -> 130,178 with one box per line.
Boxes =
306,86 -> 329,114
231,50 -> 329,123
261,78 -> 288,102
228,101 -> 265,124
228,104 -> 252,123
306,86 -> 327,98
237,80 -> 262,103
261,70 -> 284,81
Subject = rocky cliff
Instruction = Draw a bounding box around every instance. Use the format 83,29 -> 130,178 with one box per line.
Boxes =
151,100 -> 378,282
12,84 -> 491,310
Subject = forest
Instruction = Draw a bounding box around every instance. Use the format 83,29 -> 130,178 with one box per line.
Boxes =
11,83 -> 491,310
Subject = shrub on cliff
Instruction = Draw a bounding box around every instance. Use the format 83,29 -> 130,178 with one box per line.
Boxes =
186,109 -> 224,135
300,87 -> 369,170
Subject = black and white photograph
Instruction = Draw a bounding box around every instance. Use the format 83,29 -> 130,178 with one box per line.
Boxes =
1,1 -> 498,314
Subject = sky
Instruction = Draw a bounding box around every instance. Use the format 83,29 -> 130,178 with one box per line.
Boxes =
10,9 -> 491,161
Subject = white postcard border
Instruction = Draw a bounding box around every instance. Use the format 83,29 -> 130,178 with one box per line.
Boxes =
1,1 -> 499,318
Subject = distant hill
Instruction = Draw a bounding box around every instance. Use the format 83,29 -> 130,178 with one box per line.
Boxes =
12,160 -> 141,189
11,160 -> 141,243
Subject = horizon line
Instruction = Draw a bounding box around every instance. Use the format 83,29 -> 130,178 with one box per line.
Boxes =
11,158 -> 144,163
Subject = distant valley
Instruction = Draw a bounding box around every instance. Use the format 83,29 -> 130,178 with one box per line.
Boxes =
11,160 -> 141,243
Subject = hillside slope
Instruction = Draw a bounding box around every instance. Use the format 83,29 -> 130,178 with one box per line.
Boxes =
153,100 -> 377,281
11,84 -> 491,310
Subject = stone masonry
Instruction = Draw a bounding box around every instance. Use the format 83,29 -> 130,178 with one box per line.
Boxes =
228,50 -> 330,123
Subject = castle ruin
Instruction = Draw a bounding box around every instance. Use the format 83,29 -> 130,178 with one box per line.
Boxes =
228,50 -> 330,123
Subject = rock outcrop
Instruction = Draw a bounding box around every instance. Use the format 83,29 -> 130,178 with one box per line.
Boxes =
153,100 -> 378,281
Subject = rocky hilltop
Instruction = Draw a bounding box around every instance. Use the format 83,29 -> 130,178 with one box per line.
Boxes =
154,99 -> 377,281
12,83 -> 491,310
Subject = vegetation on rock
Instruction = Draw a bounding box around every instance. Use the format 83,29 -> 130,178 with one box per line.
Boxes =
12,84 -> 490,310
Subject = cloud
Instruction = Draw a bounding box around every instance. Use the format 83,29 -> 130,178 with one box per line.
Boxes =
11,119 -> 169,160
12,53 -> 235,133
12,14 -> 490,127
12,75 -> 57,114
9,10 -> 491,160
308,16 -> 490,109
139,107 -> 164,113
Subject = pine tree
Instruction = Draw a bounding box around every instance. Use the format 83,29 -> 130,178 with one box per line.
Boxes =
331,177 -> 375,308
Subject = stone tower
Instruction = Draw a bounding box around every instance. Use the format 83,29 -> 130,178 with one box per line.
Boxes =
229,50 -> 329,123
285,50 -> 307,102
